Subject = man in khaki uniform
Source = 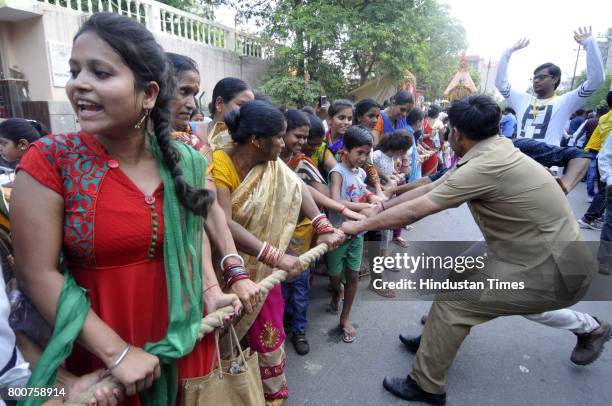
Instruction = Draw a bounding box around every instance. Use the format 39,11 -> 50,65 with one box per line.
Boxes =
341,95 -> 610,405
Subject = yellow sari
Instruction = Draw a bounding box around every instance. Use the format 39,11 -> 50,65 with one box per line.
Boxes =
208,121 -> 234,151
212,150 -> 302,403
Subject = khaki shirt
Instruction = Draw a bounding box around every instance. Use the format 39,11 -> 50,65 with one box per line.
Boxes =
427,136 -> 593,294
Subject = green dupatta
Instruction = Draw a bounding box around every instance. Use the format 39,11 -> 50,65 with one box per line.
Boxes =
22,135 -> 207,405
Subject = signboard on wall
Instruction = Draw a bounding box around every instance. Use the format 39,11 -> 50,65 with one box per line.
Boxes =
48,40 -> 72,88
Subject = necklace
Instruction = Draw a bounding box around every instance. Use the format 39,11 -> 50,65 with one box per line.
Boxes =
531,95 -> 557,120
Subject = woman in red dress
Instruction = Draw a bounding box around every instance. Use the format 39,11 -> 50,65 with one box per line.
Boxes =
11,13 -> 240,405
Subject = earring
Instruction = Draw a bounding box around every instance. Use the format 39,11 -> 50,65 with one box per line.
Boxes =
20,146 -> 27,151
134,108 -> 150,129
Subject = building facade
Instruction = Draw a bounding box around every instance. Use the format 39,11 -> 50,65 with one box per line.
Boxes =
0,0 -> 270,132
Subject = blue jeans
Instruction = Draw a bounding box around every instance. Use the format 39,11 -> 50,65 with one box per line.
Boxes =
282,268 -> 310,334
586,152 -> 599,197
584,156 -> 606,222
598,186 -> 612,266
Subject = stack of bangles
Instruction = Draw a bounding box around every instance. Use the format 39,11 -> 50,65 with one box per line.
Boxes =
312,214 -> 335,235
257,241 -> 284,267
221,253 -> 249,288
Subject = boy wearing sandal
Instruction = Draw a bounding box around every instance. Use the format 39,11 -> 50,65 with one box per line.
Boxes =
328,125 -> 380,343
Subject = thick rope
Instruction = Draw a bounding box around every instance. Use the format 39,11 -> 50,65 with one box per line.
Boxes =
65,243 -> 328,405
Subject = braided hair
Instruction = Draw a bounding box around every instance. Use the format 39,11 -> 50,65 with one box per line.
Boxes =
75,13 -> 212,217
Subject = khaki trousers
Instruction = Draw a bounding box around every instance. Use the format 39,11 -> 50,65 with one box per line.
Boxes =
409,292 -> 578,395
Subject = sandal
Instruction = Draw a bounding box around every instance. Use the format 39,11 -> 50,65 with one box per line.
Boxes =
358,263 -> 370,279
341,324 -> 357,343
404,225 -> 414,231
369,284 -> 396,298
392,237 -> 410,248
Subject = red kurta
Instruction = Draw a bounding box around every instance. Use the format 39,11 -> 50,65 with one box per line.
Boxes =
18,132 -> 213,405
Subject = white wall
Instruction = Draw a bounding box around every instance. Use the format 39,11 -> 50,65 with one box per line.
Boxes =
4,7 -> 270,105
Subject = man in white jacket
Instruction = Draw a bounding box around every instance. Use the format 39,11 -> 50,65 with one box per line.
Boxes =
496,27 -> 605,192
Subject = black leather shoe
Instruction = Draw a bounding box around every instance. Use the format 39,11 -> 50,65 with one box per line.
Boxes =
399,334 -> 421,353
383,375 -> 446,405
292,332 -> 310,355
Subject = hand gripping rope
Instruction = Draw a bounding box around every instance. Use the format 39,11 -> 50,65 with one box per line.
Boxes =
65,243 -> 329,405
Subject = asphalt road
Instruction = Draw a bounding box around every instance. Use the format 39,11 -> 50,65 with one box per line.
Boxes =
284,182 -> 612,406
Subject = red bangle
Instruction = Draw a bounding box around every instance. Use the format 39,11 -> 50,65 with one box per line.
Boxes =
312,214 -> 335,235
227,273 -> 249,288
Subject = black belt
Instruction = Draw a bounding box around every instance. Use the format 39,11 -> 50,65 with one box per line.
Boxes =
0,346 -> 17,377
587,149 -> 598,153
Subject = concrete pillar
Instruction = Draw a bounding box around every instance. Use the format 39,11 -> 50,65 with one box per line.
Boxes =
145,1 -> 161,34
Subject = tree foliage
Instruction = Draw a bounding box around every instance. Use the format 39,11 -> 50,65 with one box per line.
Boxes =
225,0 -> 467,105
158,0 -> 223,19
571,71 -> 612,110
468,67 -> 481,91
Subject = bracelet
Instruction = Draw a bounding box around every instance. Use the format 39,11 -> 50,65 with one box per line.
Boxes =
312,213 -> 326,223
227,273 -> 250,288
204,283 -> 219,293
312,214 -> 335,235
220,253 -> 244,270
106,344 -> 130,374
224,266 -> 248,281
259,244 -> 283,267
256,242 -> 268,261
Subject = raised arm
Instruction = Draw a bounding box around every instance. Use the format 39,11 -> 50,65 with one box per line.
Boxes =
563,27 -> 605,112
495,39 -> 531,107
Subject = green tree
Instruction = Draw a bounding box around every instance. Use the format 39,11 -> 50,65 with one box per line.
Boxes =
337,0 -> 428,86
468,66 -> 481,91
571,71 -> 612,110
410,0 -> 467,99
259,76 -> 324,108
229,0 -> 467,103
158,0 -> 223,19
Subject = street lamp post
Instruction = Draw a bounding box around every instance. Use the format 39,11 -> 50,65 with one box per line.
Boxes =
570,45 -> 582,90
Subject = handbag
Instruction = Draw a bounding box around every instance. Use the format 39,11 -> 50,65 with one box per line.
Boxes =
183,324 -> 265,406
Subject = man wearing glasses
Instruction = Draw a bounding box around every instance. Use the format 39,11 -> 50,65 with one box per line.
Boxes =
495,27 -> 605,193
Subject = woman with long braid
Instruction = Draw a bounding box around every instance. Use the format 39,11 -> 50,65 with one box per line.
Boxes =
11,13 -> 240,405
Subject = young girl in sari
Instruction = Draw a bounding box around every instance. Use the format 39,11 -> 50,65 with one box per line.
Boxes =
212,100 -> 344,404
11,13 -> 240,405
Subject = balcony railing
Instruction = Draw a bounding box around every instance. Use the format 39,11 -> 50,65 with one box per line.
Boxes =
36,0 -> 266,58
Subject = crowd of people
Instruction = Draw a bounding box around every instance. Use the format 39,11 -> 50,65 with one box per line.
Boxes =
0,12 -> 610,406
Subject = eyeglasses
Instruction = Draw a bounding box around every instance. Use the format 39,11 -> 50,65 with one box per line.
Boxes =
531,74 -> 553,82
